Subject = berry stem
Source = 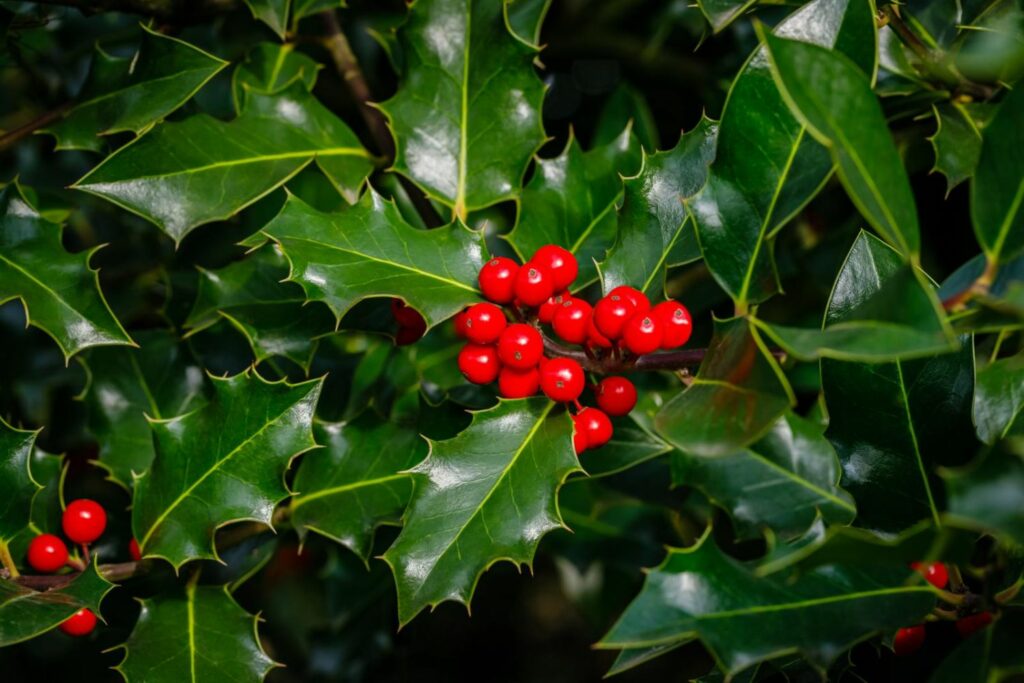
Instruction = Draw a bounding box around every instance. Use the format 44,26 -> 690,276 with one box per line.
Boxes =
948,564 -> 967,593
0,540 -> 20,579
81,543 -> 91,566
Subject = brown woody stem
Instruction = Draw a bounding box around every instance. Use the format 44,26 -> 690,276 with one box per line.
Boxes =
0,105 -> 69,152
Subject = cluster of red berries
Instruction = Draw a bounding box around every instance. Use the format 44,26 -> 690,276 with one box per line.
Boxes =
893,561 -> 994,656
453,245 -> 692,453
25,499 -> 110,637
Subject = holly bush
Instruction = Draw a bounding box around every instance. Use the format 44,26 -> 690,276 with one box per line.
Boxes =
1,0 -> 1023,680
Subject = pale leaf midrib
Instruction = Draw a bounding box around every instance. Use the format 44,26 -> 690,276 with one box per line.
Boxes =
292,473 -> 407,509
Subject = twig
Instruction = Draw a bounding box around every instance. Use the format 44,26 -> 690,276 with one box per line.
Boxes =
942,257 -> 997,311
0,105 -> 69,152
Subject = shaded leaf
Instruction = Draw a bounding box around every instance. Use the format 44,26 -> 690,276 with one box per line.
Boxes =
232,42 -> 320,112
0,562 -> 114,646
699,0 -> 757,33
930,609 -> 1024,683
506,0 -> 551,45
971,86 -> 1024,264
584,423 -> 671,479
974,350 -> 1024,445
0,418 -> 39,545
943,443 -> 1024,546
929,102 -> 993,194
243,0 -> 290,39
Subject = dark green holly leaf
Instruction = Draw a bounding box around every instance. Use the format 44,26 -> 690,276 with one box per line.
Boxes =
42,26 -> 227,152
379,0 -> 547,218
671,412 -> 855,541
971,86 -> 1024,264
507,0 -> 551,45
699,0 -> 757,33
943,442 -> 1024,546
291,416 -> 428,562
584,423 -> 671,479
597,533 -> 935,674
694,0 -> 875,306
506,126 -> 642,287
974,350 -> 1024,445
0,562 -> 114,646
250,191 -> 485,328
132,370 -> 321,569
0,418 -> 39,549
606,641 -> 691,678
383,398 -> 581,625
7,449 -> 64,562
655,317 -> 794,457
84,330 -> 208,489
0,185 -> 133,361
74,87 -> 373,244
753,231 -> 955,361
600,117 -> 718,298
292,0 -> 342,23
232,42 -> 320,112
761,30 -> 921,257
929,103 -> 994,194
243,0 -> 290,39
931,609 -> 1024,683
116,582 -> 276,682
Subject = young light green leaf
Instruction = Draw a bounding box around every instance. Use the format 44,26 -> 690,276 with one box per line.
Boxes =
382,398 -> 581,625
974,350 -> 1024,445
0,418 -> 39,546
379,0 -> 547,218
231,42 -> 320,113
971,86 -> 1024,264
243,0 -> 290,39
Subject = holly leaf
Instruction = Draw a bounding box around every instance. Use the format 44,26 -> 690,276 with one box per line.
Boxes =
84,330 -> 208,489
974,350 -> 1024,445
753,232 -> 955,361
7,449 -> 64,562
671,412 -> 856,541
506,126 -> 642,287
42,26 -> 227,152
584,422 -> 672,479
291,415 -> 428,562
929,102 -> 994,195
0,562 -> 114,647
116,582 -> 276,682
699,0 -> 757,33
382,398 -> 581,625
943,443 -> 1024,546
931,609 -> 1024,683
132,370 -> 321,569
379,0 -> 547,218
597,532 -> 936,675
655,317 -> 794,457
693,0 -> 877,306
250,190 -> 485,328
74,86 -> 373,244
0,184 -> 133,361
971,85 -> 1024,264
0,418 -> 39,547
506,0 -> 551,45
232,42 -> 320,112
599,117 -> 718,299
243,0 -> 290,39
760,29 -> 921,257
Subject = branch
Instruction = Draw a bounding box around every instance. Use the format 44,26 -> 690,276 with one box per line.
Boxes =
29,0 -> 238,21
0,105 -> 69,152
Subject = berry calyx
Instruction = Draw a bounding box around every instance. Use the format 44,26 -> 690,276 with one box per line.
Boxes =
458,343 -> 501,384
622,313 -> 663,355
575,407 -> 613,450
593,294 -> 636,340
531,245 -> 578,291
910,561 -> 949,589
27,533 -> 68,573
129,538 -> 141,562
653,300 -> 692,349
540,358 -> 585,402
479,257 -> 519,304
893,625 -> 925,656
514,265 -> 554,307
596,377 -> 637,416
552,299 -> 593,345
498,324 -> 543,369
62,499 -> 106,544
609,286 -> 650,315
956,612 -> 993,638
463,303 -> 508,344
498,367 -> 540,398
59,608 -> 97,637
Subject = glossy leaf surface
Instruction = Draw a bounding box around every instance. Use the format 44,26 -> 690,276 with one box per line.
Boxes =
971,86 -> 1024,263
973,350 -> 1024,444
0,419 -> 38,545
0,563 -> 113,646
232,42 -> 320,112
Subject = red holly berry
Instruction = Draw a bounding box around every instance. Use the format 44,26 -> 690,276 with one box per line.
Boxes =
62,499 -> 106,544
622,313 -> 663,355
59,608 -> 97,637
587,318 -> 613,349
893,625 -> 925,656
498,367 -> 540,398
596,377 -> 637,416
956,612 -> 993,638
593,294 -> 636,340
910,561 -> 949,589
514,265 -> 554,307
27,533 -> 68,573
572,423 -> 589,455
498,324 -> 543,369
531,245 -> 578,291
540,358 -> 585,402
609,286 -> 650,315
458,343 -> 501,384
463,303 -> 507,344
575,407 -> 613,449
653,300 -> 692,349
552,298 -> 593,345
453,309 -> 470,339
395,314 -> 427,346
129,539 -> 141,562
390,299 -> 423,328
538,292 -> 569,324
479,257 -> 520,304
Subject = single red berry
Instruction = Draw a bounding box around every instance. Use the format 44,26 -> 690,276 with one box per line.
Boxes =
572,414 -> 589,454
498,367 -> 540,398
893,625 -> 925,656
956,612 -> 993,638
552,299 -> 593,345
587,318 -> 613,349
538,292 -> 569,324
609,286 -> 650,315
910,561 -> 949,589
390,299 -> 423,328
531,245 -> 578,291
479,257 -> 520,304
622,313 -> 663,355
576,407 -> 613,449
453,309 -> 471,339
27,534 -> 68,573
653,300 -> 692,349
458,343 -> 501,384
593,294 -> 636,340
463,303 -> 507,344
395,315 -> 427,346
62,499 -> 106,544
596,377 -> 637,416
498,324 -> 543,369
514,265 -> 554,307
129,539 -> 141,562
540,358 -> 585,402
59,608 -> 97,637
